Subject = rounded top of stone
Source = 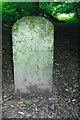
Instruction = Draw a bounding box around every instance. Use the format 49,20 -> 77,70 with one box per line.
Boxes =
12,16 -> 54,33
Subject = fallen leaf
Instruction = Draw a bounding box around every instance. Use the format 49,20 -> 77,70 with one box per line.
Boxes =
65,89 -> 69,92
35,108 -> 38,111
72,99 -> 76,102
18,111 -> 24,115
11,105 -> 14,107
20,103 -> 26,107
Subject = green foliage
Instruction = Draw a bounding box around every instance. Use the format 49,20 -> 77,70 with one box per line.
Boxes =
2,2 -> 39,23
39,2 -> 80,21
19,98 -> 31,106
2,2 -> 80,24
39,2 -> 60,16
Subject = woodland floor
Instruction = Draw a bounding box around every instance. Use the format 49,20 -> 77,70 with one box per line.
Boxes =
1,22 -> 79,119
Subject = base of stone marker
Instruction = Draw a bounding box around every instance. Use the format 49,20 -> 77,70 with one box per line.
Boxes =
15,86 -> 52,97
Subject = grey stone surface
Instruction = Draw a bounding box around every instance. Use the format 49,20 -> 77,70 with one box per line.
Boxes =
12,16 -> 54,96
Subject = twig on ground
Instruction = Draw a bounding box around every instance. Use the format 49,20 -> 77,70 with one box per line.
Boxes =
0,96 -> 12,105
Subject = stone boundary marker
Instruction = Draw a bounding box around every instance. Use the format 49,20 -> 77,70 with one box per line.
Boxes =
12,16 -> 54,96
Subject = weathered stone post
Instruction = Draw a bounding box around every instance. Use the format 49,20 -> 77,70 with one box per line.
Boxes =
12,17 -> 54,96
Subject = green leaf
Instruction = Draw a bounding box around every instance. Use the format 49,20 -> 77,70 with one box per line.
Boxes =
20,99 -> 31,106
